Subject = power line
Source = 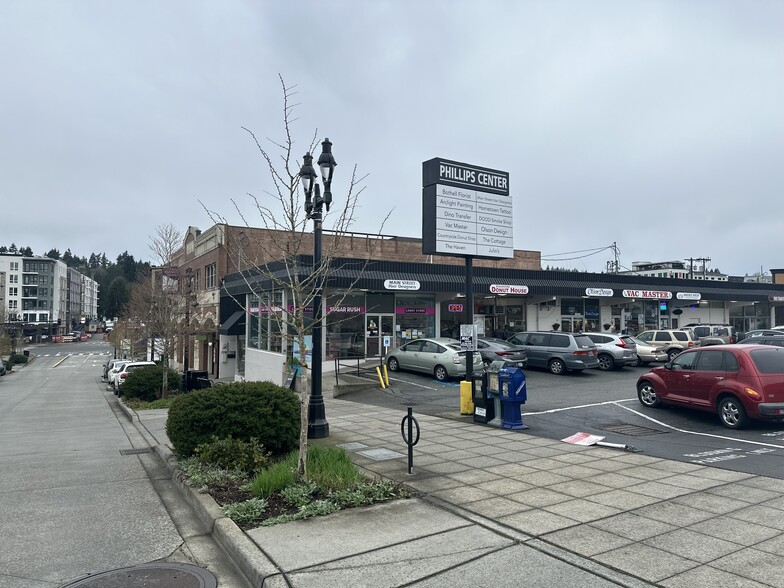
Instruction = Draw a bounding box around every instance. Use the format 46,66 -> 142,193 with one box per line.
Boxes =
541,244 -> 615,262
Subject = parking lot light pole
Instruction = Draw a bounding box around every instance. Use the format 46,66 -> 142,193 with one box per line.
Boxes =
299,138 -> 336,439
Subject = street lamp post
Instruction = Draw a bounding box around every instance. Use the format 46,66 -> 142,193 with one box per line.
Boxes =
299,138 -> 336,439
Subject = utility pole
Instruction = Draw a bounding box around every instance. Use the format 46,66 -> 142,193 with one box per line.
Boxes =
605,242 -> 620,273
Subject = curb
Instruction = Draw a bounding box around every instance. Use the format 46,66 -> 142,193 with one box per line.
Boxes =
119,399 -> 284,587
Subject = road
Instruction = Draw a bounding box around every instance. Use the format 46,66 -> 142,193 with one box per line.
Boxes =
342,363 -> 784,479
0,340 -> 251,588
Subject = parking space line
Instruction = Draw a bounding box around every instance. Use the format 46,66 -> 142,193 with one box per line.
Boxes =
523,398 -> 636,415
387,377 -> 439,390
615,403 -> 784,449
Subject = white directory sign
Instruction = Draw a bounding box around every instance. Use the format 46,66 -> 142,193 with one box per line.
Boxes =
422,158 -> 513,260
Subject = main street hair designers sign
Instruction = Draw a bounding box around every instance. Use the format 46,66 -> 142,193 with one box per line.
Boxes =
422,158 -> 513,259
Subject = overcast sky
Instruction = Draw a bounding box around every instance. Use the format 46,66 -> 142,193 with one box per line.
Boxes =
2,1 -> 782,276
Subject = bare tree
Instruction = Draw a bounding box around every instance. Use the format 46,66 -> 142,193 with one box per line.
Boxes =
116,224 -> 186,398
202,76 -> 391,481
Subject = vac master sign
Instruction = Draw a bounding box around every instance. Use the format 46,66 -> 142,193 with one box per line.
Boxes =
422,158 -> 513,259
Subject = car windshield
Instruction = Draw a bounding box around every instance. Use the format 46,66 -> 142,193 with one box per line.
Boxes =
630,337 -> 647,347
749,348 -> 784,374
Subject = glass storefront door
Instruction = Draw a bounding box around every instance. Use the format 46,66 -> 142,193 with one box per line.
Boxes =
366,314 -> 394,357
561,317 -> 584,332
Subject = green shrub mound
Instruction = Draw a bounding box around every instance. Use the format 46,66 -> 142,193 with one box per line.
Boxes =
195,436 -> 270,474
9,354 -> 28,365
122,365 -> 181,401
166,381 -> 300,459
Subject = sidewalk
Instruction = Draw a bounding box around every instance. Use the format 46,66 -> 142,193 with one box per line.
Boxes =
127,385 -> 784,588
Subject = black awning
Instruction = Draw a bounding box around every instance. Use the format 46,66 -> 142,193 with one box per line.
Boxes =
220,311 -> 246,336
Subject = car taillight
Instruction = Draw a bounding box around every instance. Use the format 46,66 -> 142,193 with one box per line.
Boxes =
573,350 -> 591,356
615,341 -> 628,348
121,373 -> 128,379
687,341 -> 694,347
496,351 -> 513,356
453,355 -> 462,364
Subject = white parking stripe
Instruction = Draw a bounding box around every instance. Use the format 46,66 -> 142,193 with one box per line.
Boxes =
522,398 -> 636,415
615,403 -> 784,449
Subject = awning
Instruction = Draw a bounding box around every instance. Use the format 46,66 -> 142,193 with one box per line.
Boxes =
220,311 -> 246,336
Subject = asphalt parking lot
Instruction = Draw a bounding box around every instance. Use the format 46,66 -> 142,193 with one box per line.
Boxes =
341,363 -> 784,480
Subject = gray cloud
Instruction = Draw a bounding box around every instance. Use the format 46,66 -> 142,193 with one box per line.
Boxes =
1,1 -> 782,275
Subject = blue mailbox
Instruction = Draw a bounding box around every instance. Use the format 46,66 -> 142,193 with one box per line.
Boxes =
497,367 -> 528,430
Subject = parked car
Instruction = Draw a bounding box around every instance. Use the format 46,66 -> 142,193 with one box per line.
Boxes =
506,331 -> 599,374
0,360 -> 6,376
113,361 -> 157,393
636,344 -> 784,429
740,329 -> 784,339
386,337 -> 483,381
476,337 -> 527,368
103,358 -> 127,381
737,336 -> 784,348
583,333 -> 637,370
679,324 -> 737,346
107,360 -> 132,390
635,329 -> 696,361
629,337 -> 669,366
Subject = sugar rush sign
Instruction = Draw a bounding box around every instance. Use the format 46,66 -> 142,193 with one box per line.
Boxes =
422,158 -> 513,259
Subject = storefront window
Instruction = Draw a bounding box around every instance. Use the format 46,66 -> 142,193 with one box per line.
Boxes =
440,299 -> 465,338
396,294 -> 435,347
325,292 -> 365,359
248,290 -> 284,352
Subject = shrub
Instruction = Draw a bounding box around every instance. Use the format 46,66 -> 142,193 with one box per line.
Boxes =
9,354 -> 28,365
166,381 -> 300,459
122,365 -> 181,401
194,436 -> 270,474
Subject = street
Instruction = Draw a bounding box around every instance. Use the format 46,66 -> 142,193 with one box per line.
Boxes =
343,363 -> 784,479
0,341 -> 251,588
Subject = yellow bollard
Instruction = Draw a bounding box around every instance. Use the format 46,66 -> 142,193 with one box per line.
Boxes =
376,366 -> 386,389
459,380 -> 474,415
383,364 -> 389,387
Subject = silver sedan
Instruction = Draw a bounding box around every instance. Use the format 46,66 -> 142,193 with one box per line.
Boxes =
386,337 -> 483,381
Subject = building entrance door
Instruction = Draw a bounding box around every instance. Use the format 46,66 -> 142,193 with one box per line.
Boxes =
366,314 -> 394,357
561,317 -> 584,332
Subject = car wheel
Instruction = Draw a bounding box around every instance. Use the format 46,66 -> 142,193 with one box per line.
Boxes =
387,357 -> 399,372
667,348 -> 681,361
597,354 -> 615,371
548,358 -> 565,375
718,396 -> 748,429
637,381 -> 660,407
434,365 -> 448,381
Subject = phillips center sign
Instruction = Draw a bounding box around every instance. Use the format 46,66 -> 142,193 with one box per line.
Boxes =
422,158 -> 513,259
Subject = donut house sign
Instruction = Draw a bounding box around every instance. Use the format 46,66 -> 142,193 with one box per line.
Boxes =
622,289 -> 672,299
490,284 -> 529,295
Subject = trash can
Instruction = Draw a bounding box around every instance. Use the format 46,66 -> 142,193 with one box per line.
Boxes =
185,370 -> 210,391
496,367 -> 528,430
23,350 -> 30,357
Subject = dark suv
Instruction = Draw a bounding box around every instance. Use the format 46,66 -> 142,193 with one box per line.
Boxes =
507,331 -> 599,374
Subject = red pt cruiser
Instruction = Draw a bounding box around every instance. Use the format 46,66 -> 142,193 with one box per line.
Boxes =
636,344 -> 784,429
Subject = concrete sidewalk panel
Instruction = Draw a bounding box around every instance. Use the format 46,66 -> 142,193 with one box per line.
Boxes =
284,524 -> 513,588
247,498 -> 475,570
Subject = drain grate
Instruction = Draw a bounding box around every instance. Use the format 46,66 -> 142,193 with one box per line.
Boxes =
119,447 -> 153,455
597,422 -> 667,437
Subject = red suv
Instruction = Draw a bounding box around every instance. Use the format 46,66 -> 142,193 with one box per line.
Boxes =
636,344 -> 784,429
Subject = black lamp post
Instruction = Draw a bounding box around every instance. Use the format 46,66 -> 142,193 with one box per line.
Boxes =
299,138 -> 336,439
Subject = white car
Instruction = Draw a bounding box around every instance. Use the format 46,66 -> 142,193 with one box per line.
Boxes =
113,361 -> 156,393
107,360 -> 132,390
